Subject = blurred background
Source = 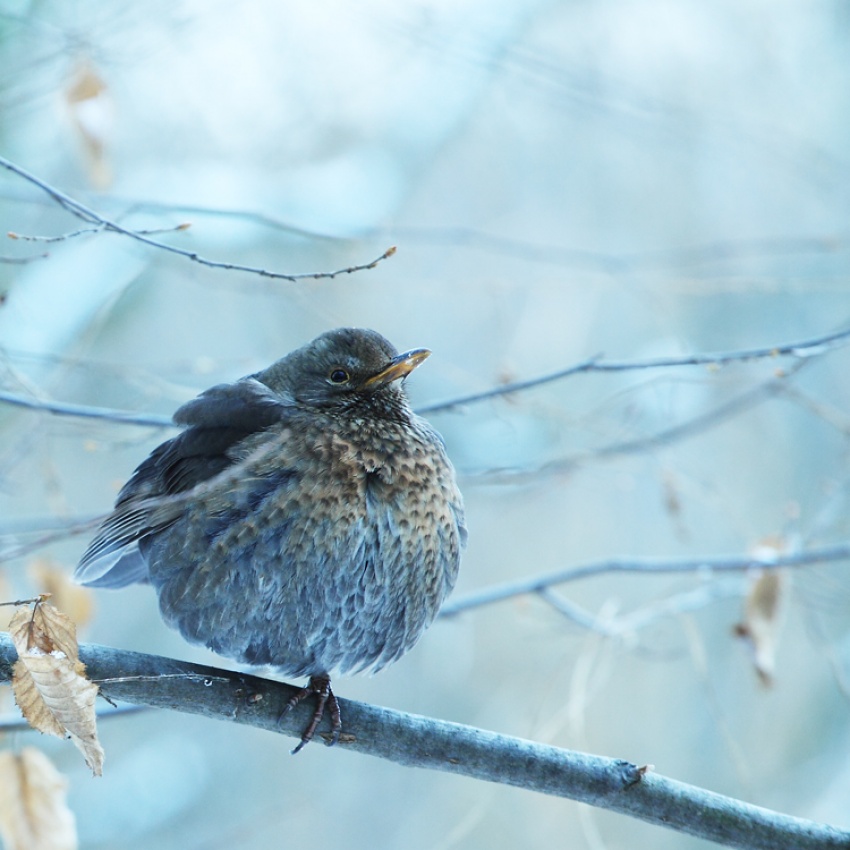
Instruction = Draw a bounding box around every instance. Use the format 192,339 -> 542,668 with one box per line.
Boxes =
1,1 -> 850,847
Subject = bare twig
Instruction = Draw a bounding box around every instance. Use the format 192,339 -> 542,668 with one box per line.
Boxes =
388,224 -> 849,273
0,637 -> 844,850
419,326 -> 850,414
0,252 -> 48,264
0,515 -> 107,562
0,155 -> 396,281
537,580 -> 744,636
467,358 -> 811,482
0,327 -> 842,429
0,703 -> 145,732
576,369 -> 789,462
8,222 -> 191,243
0,388 -> 174,427
440,543 -> 850,617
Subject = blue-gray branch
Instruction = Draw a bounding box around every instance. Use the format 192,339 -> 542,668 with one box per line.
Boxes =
0,636 -> 846,850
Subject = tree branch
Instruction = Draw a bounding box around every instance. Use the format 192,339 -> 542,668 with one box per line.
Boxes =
0,325 -> 843,429
418,325 -> 850,414
387,224 -> 850,273
0,155 -> 396,281
0,388 -> 174,427
440,543 -> 850,616
0,637 -> 845,850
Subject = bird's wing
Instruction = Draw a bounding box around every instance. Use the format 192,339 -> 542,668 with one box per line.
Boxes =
75,377 -> 290,588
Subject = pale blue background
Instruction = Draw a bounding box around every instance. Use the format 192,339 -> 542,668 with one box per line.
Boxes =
1,2 -> 849,848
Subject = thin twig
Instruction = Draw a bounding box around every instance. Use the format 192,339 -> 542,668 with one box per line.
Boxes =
0,515 -> 107,562
0,703 -> 146,732
419,326 -> 850,414
0,596 -> 46,607
0,252 -> 48,264
468,361 -> 804,482
0,155 -> 396,281
0,389 -> 174,427
388,224 -> 848,273
537,580 -> 744,636
8,222 -> 191,243
0,327 -> 842,428
440,543 -> 850,617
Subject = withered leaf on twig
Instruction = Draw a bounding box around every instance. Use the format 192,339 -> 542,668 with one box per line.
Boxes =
734,567 -> 787,687
9,602 -> 104,776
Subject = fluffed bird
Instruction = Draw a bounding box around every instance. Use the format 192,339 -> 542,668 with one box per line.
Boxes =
75,328 -> 466,751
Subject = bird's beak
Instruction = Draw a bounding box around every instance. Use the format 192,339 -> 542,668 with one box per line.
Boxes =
363,348 -> 431,389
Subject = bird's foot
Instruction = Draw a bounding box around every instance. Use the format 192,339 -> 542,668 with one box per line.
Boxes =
281,674 -> 342,754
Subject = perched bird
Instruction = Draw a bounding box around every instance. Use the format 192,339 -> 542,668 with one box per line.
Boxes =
75,328 -> 466,751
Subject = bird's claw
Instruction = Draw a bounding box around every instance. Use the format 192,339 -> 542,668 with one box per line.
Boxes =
282,674 -> 342,754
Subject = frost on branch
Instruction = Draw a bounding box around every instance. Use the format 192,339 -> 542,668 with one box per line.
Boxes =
9,601 -> 104,776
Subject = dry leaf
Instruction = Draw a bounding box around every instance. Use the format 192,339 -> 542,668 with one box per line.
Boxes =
64,58 -> 112,189
0,747 -> 77,850
9,604 -> 104,776
661,469 -> 682,519
734,568 -> 786,686
28,559 -> 94,628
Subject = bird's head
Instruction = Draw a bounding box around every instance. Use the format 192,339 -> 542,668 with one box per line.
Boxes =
258,328 -> 430,416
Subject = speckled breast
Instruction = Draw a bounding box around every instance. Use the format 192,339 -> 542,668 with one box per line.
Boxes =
145,411 -> 465,678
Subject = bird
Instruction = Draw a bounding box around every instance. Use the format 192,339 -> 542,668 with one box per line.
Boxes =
75,327 -> 466,752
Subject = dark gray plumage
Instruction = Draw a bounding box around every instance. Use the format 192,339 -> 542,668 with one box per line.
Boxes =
75,328 -> 466,750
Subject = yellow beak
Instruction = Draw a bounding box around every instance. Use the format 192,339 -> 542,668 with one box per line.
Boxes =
362,348 -> 431,389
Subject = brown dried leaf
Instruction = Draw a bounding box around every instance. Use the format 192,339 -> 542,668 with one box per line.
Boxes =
28,559 -> 95,629
64,58 -> 112,189
661,469 -> 681,518
734,568 -> 786,686
9,604 -> 104,776
0,747 -> 77,850
9,601 -> 80,658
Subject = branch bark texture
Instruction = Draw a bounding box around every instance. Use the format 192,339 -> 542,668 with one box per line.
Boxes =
0,637 -> 846,850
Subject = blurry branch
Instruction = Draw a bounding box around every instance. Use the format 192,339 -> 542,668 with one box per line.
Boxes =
555,366 -> 791,469
1,326 -> 842,433
467,360 -> 805,482
391,226 -> 849,273
419,325 -> 849,414
779,384 -> 850,435
0,638 -> 845,850
0,252 -> 48,264
440,543 -> 850,617
535,580 -> 742,636
0,703 -> 145,732
0,388 -> 173,427
0,515 -> 105,563
474,352 -> 815,484
119,200 -> 330,239
585,371 -> 788,459
0,155 -> 396,281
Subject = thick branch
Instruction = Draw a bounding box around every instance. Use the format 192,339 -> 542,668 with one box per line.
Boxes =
0,637 -> 846,850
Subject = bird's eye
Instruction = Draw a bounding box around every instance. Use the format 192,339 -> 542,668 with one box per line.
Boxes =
329,369 -> 350,384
